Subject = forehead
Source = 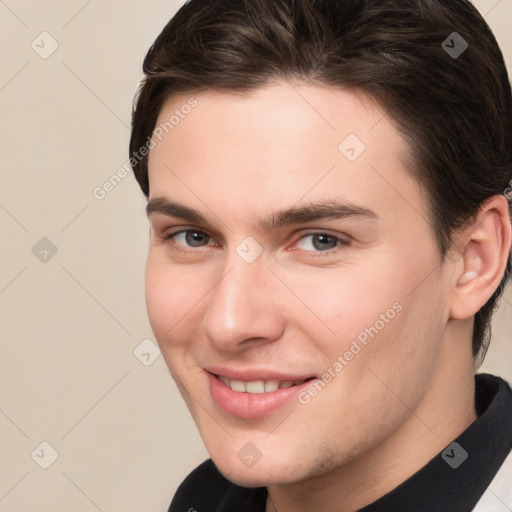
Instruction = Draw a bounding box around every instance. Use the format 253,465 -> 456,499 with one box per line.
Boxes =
147,81 -> 426,230
151,82 -> 398,161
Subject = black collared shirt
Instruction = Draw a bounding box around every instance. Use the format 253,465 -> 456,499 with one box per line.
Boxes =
168,373 -> 512,512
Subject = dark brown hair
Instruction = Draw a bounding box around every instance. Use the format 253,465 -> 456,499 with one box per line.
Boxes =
129,0 -> 512,366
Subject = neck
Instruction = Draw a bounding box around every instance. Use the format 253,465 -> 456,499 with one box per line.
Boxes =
266,322 -> 477,512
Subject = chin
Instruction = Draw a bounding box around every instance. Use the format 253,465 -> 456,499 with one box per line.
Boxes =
211,451 -> 311,488
223,470 -> 274,488
219,465 -> 293,488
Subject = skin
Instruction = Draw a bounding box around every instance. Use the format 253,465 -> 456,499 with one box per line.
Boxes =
144,81 -> 511,511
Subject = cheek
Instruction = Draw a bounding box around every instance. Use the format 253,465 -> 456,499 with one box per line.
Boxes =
284,262 -> 403,354
341,271 -> 447,411
144,252 -> 202,348
289,252 -> 444,376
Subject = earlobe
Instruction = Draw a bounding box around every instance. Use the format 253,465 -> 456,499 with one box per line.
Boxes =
449,195 -> 511,320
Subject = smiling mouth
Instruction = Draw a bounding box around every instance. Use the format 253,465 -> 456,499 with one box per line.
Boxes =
213,374 -> 316,393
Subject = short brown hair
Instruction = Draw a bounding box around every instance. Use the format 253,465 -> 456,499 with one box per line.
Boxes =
129,0 -> 512,366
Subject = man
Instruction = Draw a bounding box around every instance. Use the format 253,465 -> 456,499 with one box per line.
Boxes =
129,0 -> 512,510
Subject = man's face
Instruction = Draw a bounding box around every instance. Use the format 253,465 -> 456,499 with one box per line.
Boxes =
145,82 -> 450,486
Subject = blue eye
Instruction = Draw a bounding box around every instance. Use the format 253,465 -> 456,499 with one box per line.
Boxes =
165,230 -> 211,247
295,233 -> 349,252
162,229 -> 349,256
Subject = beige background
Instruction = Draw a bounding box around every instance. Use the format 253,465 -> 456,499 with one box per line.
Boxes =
0,1 -> 510,510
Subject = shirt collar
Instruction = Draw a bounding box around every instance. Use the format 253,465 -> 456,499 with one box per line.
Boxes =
359,373 -> 512,511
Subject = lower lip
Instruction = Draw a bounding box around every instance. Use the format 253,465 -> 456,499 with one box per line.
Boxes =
207,372 -> 313,420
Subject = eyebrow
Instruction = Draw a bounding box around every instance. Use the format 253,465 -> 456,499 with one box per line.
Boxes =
146,197 -> 378,231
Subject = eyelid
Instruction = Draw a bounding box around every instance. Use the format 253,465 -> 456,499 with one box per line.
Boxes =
292,228 -> 350,241
161,224 -> 214,239
161,227 -> 347,241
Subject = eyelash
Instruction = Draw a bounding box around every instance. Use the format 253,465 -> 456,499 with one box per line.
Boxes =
161,229 -> 351,256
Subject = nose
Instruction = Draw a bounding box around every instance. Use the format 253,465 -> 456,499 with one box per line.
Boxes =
201,254 -> 285,352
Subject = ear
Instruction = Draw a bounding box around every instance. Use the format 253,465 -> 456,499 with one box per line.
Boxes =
449,195 -> 511,320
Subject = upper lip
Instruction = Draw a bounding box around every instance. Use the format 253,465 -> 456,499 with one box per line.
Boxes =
204,366 -> 316,382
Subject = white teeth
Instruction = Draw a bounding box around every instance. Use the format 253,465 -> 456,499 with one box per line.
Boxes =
245,380 -> 265,394
264,380 -> 280,392
219,375 -> 231,387
230,380 -> 246,392
217,375 -> 308,393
